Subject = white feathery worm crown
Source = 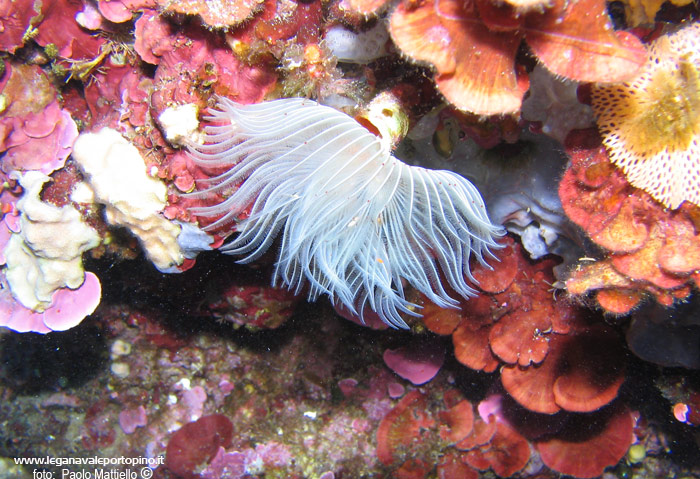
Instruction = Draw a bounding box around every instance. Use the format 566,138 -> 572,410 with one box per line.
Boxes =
187,97 -> 504,328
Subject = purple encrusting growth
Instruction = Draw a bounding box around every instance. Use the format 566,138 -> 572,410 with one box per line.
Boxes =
188,97 -> 504,328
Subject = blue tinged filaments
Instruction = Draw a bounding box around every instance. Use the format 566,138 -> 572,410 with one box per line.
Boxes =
187,97 -> 504,328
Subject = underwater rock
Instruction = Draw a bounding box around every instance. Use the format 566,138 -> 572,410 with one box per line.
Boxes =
324,22 -> 389,64
521,64 -> 595,143
400,128 -> 586,278
626,297 -> 700,369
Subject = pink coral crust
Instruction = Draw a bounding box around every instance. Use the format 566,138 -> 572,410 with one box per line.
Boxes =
0,272 -> 101,334
35,0 -> 106,60
0,0 -> 41,53
383,340 -> 445,385
118,405 -> 147,434
0,101 -> 79,175
134,9 -> 175,65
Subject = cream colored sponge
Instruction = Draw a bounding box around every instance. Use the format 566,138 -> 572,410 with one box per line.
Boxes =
72,128 -> 184,272
5,171 -> 100,311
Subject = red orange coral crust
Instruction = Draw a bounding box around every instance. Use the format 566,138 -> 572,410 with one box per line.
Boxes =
422,237 -> 625,414
535,405 -> 635,478
158,0 -> 264,29
389,0 -> 646,115
376,389 -> 531,478
560,128 -> 700,313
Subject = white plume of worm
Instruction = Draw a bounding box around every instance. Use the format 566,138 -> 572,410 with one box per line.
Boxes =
187,97 -> 504,328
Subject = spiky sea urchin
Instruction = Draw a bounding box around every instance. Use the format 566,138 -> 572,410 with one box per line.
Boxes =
592,22 -> 700,210
188,97 -> 503,328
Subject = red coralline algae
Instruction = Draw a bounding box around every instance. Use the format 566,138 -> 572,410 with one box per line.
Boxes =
421,236 -> 625,414
157,0 -> 264,29
560,128 -> 700,313
535,404 -> 635,478
0,0 -> 40,53
376,388 -> 532,479
167,166 -> 232,234
0,220 -> 10,256
0,177 -> 19,245
97,0 -> 157,23
179,385 -> 208,421
83,62 -> 151,131
254,441 -> 293,467
0,63 -> 79,175
376,390 -> 435,467
462,422 -> 530,477
200,447 -> 248,478
34,0 -> 106,60
0,285 -> 51,334
205,273 -> 301,330
76,3 -> 104,30
133,9 -> 174,65
221,0 -> 328,96
0,63 -> 56,119
389,0 -> 646,115
151,24 -> 276,113
164,151 -> 197,194
40,272 -> 102,331
226,0 -> 323,47
96,1 -> 132,23
0,265 -> 101,334
0,101 -> 78,175
501,324 -> 626,414
165,414 -> 234,478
